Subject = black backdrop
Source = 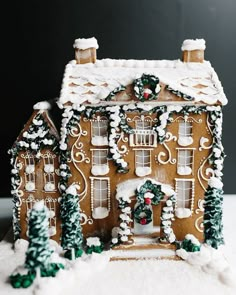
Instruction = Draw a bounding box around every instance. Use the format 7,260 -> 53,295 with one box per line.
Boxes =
1,0 -> 236,197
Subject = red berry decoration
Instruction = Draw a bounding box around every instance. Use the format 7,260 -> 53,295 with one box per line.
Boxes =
140,218 -> 147,225
143,91 -> 150,99
145,198 -> 151,205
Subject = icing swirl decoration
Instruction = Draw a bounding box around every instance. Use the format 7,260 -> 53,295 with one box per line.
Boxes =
133,74 -> 161,102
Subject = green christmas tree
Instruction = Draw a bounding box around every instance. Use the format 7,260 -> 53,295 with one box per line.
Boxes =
10,200 -> 64,288
25,200 -> 53,271
204,177 -> 224,249
61,184 -> 83,259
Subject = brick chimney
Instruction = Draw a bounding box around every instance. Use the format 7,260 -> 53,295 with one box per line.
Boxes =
73,37 -> 99,64
181,39 -> 206,63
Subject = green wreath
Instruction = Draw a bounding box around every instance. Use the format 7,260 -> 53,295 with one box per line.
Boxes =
133,74 -> 161,102
134,180 -> 165,225
134,203 -> 152,225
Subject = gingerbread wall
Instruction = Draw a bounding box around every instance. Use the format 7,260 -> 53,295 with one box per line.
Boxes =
66,109 -> 212,243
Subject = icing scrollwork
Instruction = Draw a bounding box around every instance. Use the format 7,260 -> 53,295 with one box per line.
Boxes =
70,122 -> 89,201
195,199 -> 204,232
80,212 -> 94,225
156,132 -> 177,165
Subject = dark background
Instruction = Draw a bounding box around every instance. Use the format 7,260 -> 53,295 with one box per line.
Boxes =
1,0 -> 236,197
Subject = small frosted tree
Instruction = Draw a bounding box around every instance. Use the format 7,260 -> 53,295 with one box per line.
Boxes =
204,177 -> 224,249
25,200 -> 52,272
61,184 -> 83,259
10,201 -> 64,289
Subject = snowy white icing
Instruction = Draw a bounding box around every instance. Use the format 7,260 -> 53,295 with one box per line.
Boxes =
65,183 -> 80,196
181,39 -> 206,51
73,37 -> 99,50
33,199 -> 44,211
86,237 -> 101,247
58,58 -> 227,106
33,101 -> 51,110
208,176 -> 223,190
175,208 -> 192,219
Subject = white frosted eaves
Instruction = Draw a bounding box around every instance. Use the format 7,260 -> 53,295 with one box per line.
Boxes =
58,59 -> 228,106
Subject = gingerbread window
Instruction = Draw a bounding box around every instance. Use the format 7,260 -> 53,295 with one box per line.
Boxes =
130,120 -> 157,147
134,149 -> 152,177
178,121 -> 193,146
177,148 -> 195,175
90,177 -> 110,219
175,179 -> 195,218
91,118 -> 108,146
23,152 -> 36,192
43,152 -> 56,192
91,149 -> 109,176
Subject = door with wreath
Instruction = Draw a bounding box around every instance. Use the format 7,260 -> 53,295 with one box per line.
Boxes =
132,180 -> 164,235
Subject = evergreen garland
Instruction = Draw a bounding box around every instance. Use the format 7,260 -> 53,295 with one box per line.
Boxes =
60,185 -> 83,259
166,85 -> 194,101
105,85 -> 126,101
204,185 -> 224,249
25,201 -> 53,271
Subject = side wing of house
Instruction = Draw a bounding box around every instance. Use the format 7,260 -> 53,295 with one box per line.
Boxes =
9,107 -> 61,242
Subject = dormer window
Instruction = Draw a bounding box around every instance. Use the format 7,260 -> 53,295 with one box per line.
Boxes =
178,121 -> 193,146
91,117 -> 108,146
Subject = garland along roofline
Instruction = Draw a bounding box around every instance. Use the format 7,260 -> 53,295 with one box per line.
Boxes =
8,112 -> 59,241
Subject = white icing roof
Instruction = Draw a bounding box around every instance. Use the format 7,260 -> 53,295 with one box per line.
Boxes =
58,58 -> 228,106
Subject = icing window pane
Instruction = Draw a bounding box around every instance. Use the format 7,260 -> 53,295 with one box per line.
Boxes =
24,152 -> 36,191
178,122 -> 193,146
91,120 -> 108,146
91,178 -> 110,219
135,150 -> 151,177
43,152 -> 56,192
175,179 -> 194,218
91,149 -> 109,176
177,149 -> 194,175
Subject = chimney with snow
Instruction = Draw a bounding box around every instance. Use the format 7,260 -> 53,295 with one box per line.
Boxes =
181,39 -> 206,63
73,37 -> 99,64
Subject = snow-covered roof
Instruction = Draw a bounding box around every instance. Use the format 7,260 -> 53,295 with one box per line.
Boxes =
58,58 -> 228,107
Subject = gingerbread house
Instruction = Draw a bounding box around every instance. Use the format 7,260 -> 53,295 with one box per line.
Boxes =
9,38 -> 227,257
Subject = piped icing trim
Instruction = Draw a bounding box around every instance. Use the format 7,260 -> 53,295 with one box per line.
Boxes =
181,39 -> 206,51
73,37 -> 99,50
33,101 -> 51,110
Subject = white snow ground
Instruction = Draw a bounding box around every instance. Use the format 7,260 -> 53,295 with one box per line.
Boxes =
0,195 -> 235,295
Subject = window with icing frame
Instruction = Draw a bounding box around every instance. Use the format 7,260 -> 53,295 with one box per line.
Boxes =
91,117 -> 108,146
90,177 -> 110,219
23,152 -> 36,192
91,149 -> 109,176
134,149 -> 152,177
178,121 -> 193,146
43,152 -> 56,192
130,120 -> 157,147
175,179 -> 195,219
177,148 -> 195,175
